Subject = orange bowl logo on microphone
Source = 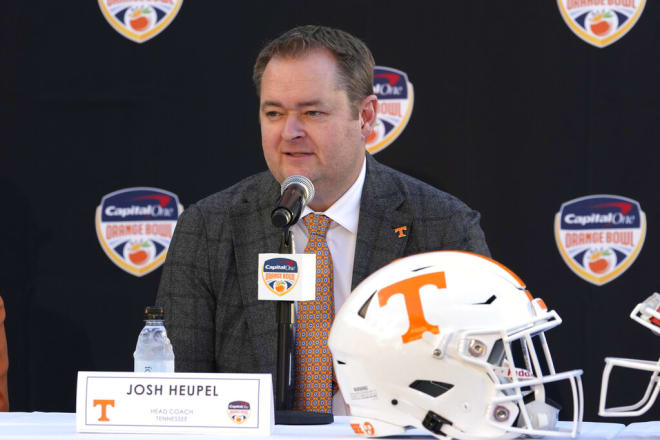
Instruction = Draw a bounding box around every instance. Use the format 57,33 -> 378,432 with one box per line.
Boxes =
261,257 -> 300,296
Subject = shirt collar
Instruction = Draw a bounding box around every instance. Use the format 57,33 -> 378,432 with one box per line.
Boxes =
300,156 -> 366,234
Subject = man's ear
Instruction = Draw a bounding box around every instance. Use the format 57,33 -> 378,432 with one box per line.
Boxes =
359,95 -> 378,139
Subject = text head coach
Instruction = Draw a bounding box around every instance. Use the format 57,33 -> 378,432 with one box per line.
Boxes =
155,25 -> 490,414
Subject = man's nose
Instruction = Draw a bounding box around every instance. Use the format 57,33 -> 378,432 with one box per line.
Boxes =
282,114 -> 305,142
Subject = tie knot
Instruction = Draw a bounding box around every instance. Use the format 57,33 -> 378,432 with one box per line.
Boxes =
303,214 -> 331,239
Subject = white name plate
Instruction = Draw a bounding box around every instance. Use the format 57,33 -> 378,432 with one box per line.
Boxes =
76,372 -> 273,436
258,253 -> 315,301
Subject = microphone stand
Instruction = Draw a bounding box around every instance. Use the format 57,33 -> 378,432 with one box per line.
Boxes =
274,225 -> 333,425
275,228 -> 295,413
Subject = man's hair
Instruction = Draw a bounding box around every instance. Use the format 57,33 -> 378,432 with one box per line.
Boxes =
253,25 -> 375,115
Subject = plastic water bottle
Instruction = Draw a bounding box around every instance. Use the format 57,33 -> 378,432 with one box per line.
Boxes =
134,306 -> 175,373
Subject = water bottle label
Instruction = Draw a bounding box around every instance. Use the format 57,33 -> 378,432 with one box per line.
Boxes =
134,360 -> 174,373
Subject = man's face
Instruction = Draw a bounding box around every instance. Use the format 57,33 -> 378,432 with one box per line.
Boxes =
259,49 -> 376,211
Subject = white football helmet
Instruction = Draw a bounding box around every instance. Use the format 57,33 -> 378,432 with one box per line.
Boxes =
599,292 -> 660,417
329,251 -> 584,439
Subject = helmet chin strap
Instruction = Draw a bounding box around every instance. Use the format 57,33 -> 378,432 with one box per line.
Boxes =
517,386 -> 560,435
519,399 -> 560,433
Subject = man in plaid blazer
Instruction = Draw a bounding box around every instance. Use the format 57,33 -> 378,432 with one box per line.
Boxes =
156,26 -> 489,384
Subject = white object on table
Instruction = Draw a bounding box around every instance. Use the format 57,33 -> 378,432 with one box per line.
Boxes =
613,421 -> 660,439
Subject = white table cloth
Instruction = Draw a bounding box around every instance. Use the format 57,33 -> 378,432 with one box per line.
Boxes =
613,421 -> 660,439
0,413 -> 626,439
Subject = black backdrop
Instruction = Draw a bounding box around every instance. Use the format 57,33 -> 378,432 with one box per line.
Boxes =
2,1 -> 659,424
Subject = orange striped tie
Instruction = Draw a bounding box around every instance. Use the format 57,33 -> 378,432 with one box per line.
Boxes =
293,213 -> 334,413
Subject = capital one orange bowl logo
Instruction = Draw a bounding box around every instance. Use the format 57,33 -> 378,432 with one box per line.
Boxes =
227,400 -> 250,424
96,187 -> 183,277
99,0 -> 183,43
261,257 -> 300,296
557,0 -> 646,48
366,67 -> 414,155
555,195 -> 646,285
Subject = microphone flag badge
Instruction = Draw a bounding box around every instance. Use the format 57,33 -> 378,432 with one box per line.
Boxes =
262,257 -> 299,296
258,254 -> 315,301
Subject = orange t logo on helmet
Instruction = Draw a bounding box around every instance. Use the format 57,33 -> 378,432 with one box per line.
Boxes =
378,272 -> 446,344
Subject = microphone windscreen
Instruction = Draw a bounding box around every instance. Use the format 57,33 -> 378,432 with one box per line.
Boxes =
281,175 -> 315,205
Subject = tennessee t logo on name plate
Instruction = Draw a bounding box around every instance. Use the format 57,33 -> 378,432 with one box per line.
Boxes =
557,0 -> 646,48
555,195 -> 646,285
366,66 -> 414,155
96,187 -> 183,277
98,0 -> 183,43
257,254 -> 315,301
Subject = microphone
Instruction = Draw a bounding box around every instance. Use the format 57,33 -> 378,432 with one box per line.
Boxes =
271,175 -> 315,228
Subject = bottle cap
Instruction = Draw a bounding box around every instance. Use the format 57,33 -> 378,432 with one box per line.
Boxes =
144,306 -> 164,320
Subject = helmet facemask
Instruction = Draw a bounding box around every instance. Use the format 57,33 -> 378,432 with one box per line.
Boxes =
600,292 -> 660,417
454,306 -> 583,439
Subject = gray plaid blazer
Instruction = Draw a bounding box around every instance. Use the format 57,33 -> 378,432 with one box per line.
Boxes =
156,154 -> 489,377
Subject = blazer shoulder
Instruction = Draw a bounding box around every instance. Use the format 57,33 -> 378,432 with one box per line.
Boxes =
366,157 -> 490,256
194,171 -> 275,215
369,159 -> 474,216
168,170 -> 276,247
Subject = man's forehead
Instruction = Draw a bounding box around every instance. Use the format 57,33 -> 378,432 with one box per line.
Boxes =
261,50 -> 342,89
259,51 -> 349,110
268,48 -> 338,69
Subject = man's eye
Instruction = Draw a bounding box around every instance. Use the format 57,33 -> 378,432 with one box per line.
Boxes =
306,111 -> 323,117
265,111 -> 281,118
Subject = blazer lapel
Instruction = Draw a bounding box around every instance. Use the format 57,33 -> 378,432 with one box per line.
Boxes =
352,155 -> 412,289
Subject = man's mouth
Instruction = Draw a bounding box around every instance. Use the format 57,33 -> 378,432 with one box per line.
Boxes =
285,152 -> 312,157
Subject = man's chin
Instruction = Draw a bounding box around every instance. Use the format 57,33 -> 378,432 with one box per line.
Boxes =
277,166 -> 317,183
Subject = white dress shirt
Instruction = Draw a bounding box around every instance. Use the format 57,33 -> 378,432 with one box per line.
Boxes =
290,157 -> 366,415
